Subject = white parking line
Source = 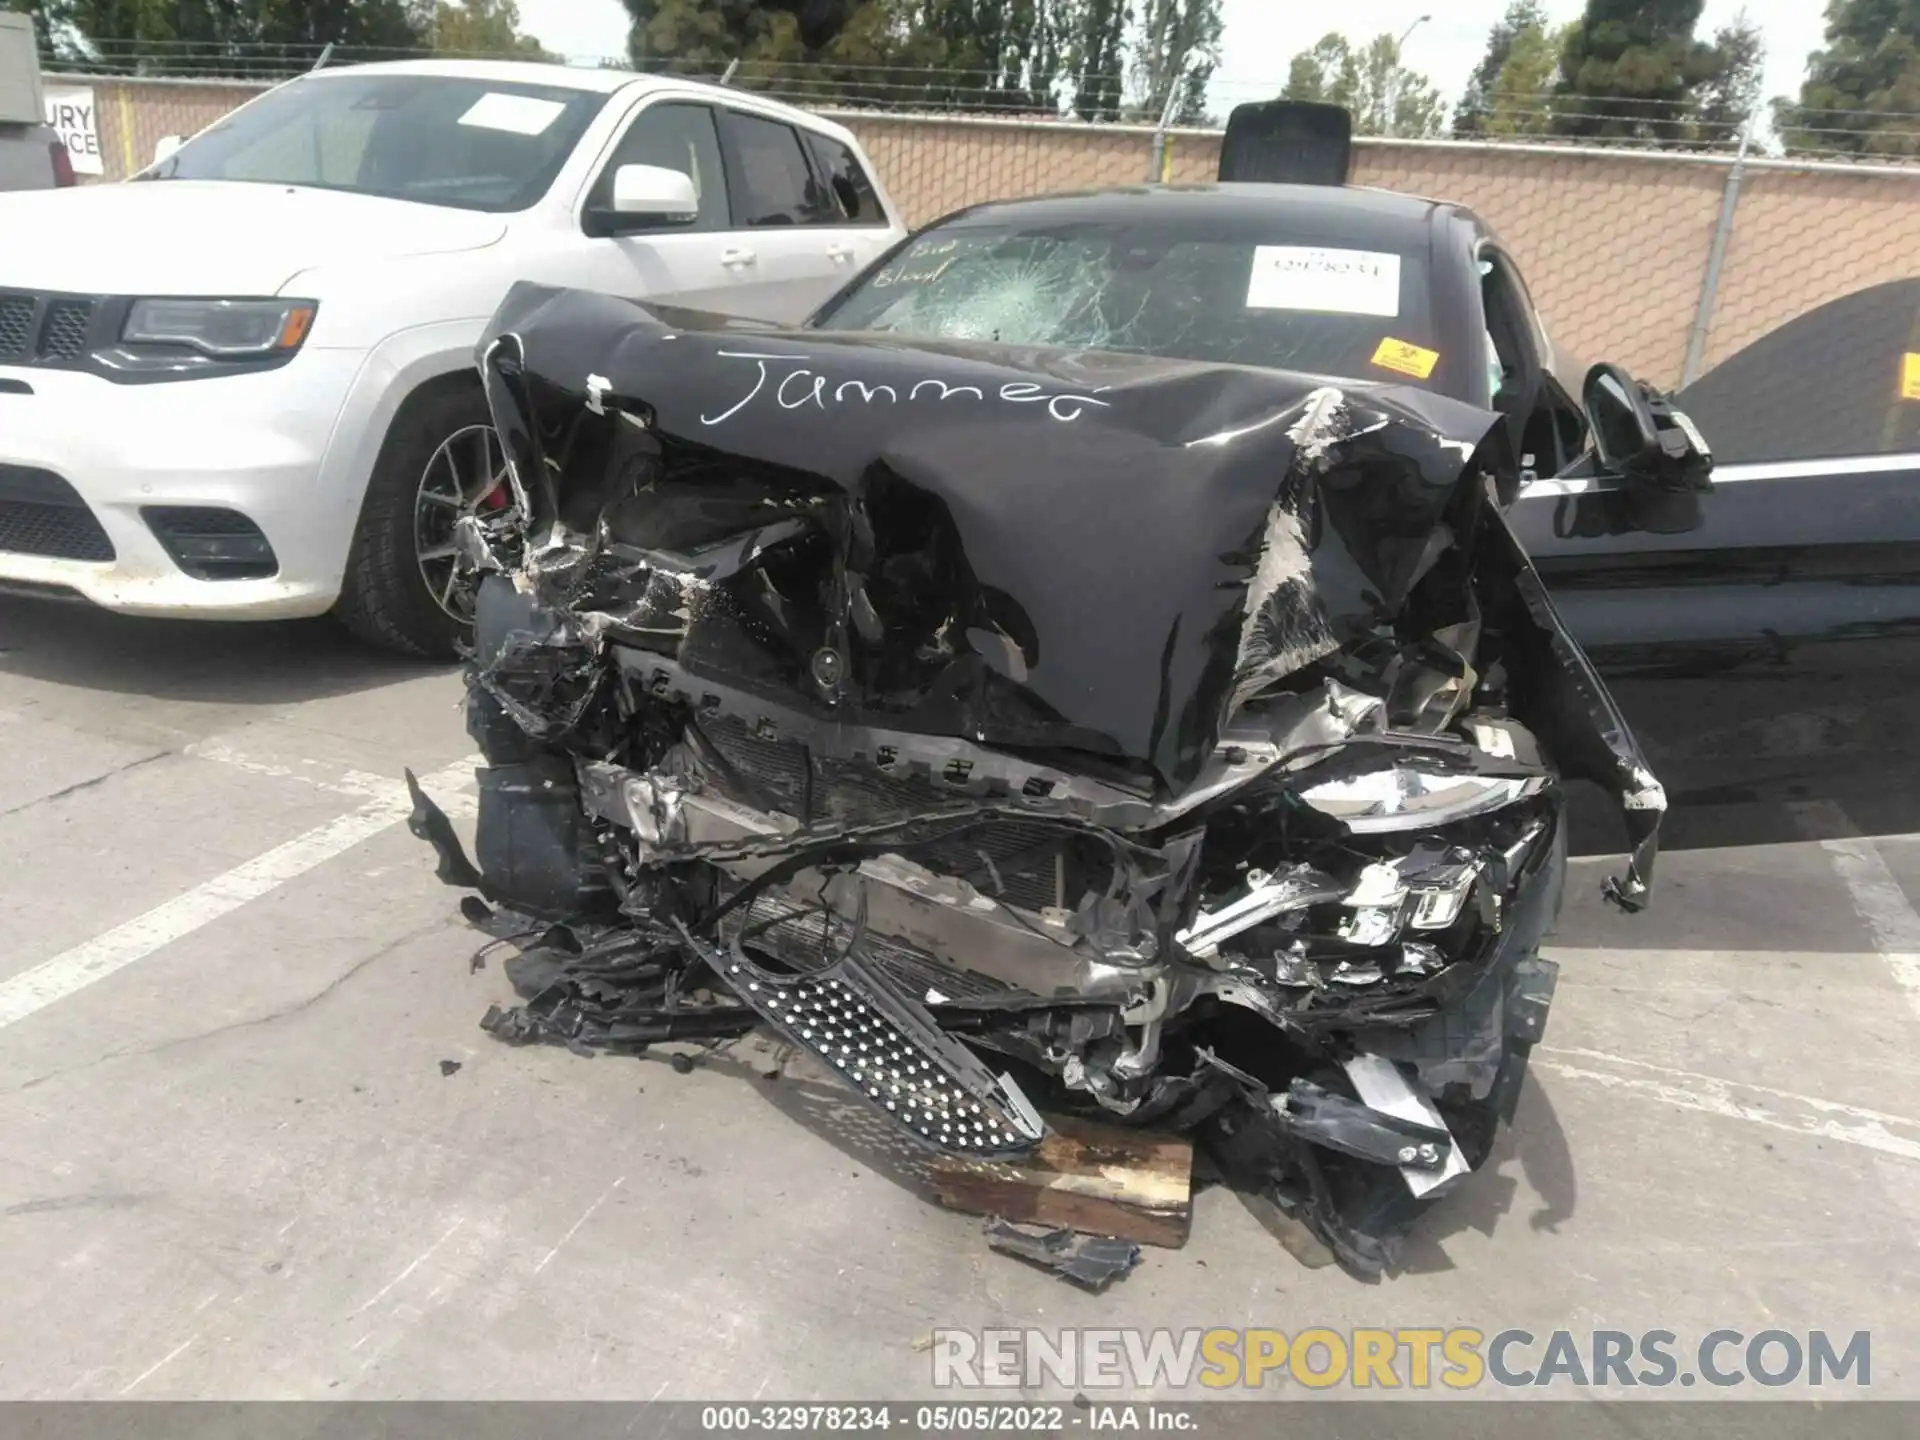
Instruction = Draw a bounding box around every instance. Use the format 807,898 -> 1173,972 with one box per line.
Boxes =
1818,840 -> 1920,1023
0,757 -> 478,1032
1535,1045 -> 1920,1163
1794,800 -> 1920,1023
183,737 -> 397,802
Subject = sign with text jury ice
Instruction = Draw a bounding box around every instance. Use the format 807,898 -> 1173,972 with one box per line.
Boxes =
43,86 -> 101,176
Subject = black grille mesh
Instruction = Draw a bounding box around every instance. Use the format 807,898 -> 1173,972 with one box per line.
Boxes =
0,467 -> 115,562
145,506 -> 265,537
0,292 -> 100,365
142,506 -> 276,580
37,300 -> 93,360
0,297 -> 33,359
0,505 -> 114,562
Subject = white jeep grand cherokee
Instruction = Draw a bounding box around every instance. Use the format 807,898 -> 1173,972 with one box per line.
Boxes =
0,60 -> 905,654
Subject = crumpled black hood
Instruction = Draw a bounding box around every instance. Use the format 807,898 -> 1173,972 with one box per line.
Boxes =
477,282 -> 1510,792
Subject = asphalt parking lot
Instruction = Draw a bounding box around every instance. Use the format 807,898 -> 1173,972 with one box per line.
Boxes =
2,593 -> 1918,1403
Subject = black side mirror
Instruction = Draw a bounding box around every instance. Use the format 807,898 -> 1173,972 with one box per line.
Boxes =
1582,363 -> 1714,533
1583,363 -> 1713,486
1583,364 -> 1658,471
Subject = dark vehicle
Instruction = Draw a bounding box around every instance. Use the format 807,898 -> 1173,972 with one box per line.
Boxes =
1521,277 -> 1920,841
406,131 -> 1721,1276
804,180 -> 1918,839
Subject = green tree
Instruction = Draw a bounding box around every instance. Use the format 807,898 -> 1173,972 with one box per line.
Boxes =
1693,9 -> 1764,145
1482,19 -> 1573,136
897,0 -> 1127,119
617,0 -> 1136,116
1454,0 -> 1550,137
894,0 -> 1067,111
3,0 -> 64,61
1775,0 -> 1920,158
1062,0 -> 1128,120
1551,0 -> 1718,145
1281,30 -> 1445,137
14,0 -> 428,70
432,0 -> 550,59
1131,0 -> 1221,124
624,0 -> 899,73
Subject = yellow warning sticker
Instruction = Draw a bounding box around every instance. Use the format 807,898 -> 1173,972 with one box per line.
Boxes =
1902,352 -> 1920,400
1372,337 -> 1441,380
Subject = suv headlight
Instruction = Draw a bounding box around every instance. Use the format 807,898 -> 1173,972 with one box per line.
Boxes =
122,298 -> 316,358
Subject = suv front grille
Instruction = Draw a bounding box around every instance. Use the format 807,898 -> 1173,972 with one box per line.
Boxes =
37,300 -> 95,360
0,465 -> 115,562
0,296 -> 33,358
0,290 -> 102,367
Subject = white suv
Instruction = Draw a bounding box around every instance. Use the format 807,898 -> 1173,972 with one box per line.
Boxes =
0,60 -> 905,654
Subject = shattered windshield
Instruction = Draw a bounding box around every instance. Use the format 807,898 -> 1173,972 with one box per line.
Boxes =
816,220 -> 1442,386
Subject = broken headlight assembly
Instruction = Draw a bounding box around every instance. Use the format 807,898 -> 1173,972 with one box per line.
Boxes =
1296,762 -> 1546,832
406,283 -> 1664,1280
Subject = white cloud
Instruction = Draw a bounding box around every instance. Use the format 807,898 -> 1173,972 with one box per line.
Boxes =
514,0 -> 630,62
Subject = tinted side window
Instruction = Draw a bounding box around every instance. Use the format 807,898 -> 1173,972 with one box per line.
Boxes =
802,131 -> 887,226
588,101 -> 728,231
718,110 -> 835,227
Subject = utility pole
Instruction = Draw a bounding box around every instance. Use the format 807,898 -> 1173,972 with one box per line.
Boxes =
1388,13 -> 1431,139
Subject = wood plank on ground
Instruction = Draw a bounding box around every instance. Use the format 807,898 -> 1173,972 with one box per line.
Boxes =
928,1112 -> 1193,1248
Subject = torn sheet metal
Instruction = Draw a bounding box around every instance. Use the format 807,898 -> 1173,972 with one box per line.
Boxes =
477,281 -> 1510,792
405,282 -> 1671,1282
1481,506 -> 1666,910
1339,1054 -> 1472,1198
983,1218 -> 1142,1291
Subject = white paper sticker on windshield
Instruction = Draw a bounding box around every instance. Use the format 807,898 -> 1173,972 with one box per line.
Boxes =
1246,246 -> 1402,318
457,93 -> 567,137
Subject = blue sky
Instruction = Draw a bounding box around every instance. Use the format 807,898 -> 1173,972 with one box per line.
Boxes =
517,0 -> 1830,114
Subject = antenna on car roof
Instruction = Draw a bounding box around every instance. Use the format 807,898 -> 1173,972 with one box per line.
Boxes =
1218,102 -> 1353,186
310,42 -> 334,73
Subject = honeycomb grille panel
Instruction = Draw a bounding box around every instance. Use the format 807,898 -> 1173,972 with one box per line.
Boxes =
0,297 -> 32,359
37,300 -> 93,360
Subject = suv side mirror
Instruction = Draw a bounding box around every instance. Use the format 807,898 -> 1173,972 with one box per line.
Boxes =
153,135 -> 184,165
1582,362 -> 1714,532
586,163 -> 699,236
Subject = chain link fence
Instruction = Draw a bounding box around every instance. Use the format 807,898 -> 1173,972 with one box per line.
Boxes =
37,50 -> 1920,391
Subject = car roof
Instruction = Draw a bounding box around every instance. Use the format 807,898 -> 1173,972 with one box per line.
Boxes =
307,59 -> 640,94
942,182 -> 1471,246
300,59 -> 865,147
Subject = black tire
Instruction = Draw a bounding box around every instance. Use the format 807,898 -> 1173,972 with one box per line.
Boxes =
335,381 -> 497,659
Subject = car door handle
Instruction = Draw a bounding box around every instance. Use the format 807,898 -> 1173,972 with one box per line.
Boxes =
827,243 -> 856,264
721,247 -> 758,268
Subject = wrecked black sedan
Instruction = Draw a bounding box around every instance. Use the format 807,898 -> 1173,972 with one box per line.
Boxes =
408,176 -> 1704,1276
